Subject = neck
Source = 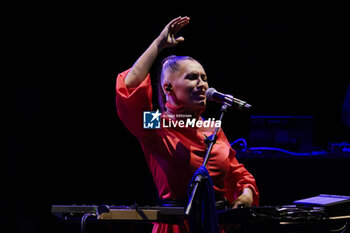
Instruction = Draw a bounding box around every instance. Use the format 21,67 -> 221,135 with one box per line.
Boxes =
164,102 -> 203,120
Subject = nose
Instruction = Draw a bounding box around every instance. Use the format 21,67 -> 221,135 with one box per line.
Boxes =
196,76 -> 207,91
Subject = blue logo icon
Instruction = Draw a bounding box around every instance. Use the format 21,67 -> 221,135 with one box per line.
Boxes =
143,110 -> 161,129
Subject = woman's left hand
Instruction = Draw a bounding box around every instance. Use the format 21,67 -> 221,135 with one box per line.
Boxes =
232,188 -> 254,208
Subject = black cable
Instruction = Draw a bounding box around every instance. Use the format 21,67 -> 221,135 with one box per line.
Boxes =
330,222 -> 348,233
81,212 -> 96,233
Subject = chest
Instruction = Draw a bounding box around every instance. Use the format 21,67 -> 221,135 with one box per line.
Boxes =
160,128 -> 231,177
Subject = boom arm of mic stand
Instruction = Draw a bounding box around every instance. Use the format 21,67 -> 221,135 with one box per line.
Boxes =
185,103 -> 229,216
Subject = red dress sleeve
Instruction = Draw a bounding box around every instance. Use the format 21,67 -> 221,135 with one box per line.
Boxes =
224,148 -> 259,207
115,69 -> 153,139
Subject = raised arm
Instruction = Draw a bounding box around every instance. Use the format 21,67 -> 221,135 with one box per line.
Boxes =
124,16 -> 190,88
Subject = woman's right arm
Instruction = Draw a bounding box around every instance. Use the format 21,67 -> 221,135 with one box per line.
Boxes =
124,16 -> 190,88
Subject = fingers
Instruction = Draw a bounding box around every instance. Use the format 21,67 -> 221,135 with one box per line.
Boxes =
168,16 -> 190,27
232,200 -> 242,209
175,36 -> 185,44
169,16 -> 190,33
173,21 -> 190,35
166,16 -> 182,28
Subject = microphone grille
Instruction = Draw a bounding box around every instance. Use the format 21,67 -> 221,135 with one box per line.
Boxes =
205,88 -> 216,101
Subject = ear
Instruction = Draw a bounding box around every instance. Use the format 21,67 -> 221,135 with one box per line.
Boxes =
163,82 -> 173,94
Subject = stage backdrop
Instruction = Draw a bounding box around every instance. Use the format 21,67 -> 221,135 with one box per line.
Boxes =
4,4 -> 350,232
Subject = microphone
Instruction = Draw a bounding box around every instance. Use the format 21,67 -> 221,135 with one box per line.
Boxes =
206,88 -> 252,109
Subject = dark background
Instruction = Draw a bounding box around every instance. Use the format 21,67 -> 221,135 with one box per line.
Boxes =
4,3 -> 350,232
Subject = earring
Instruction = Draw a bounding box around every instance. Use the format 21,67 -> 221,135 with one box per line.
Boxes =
165,85 -> 172,92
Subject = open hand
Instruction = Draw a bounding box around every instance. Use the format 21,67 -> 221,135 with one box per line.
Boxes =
157,16 -> 190,50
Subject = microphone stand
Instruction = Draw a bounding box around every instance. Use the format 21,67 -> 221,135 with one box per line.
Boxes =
185,102 -> 229,216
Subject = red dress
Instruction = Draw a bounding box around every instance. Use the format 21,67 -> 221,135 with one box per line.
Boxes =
116,69 -> 259,233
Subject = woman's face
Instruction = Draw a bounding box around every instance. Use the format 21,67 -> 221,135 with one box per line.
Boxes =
165,60 -> 209,114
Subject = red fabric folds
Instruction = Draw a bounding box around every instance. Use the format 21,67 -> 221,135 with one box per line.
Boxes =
116,69 -> 259,233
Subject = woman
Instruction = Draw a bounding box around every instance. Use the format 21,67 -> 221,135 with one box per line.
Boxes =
116,16 -> 258,233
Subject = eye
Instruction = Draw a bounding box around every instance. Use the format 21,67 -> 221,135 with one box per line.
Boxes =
185,73 -> 198,80
185,73 -> 208,81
